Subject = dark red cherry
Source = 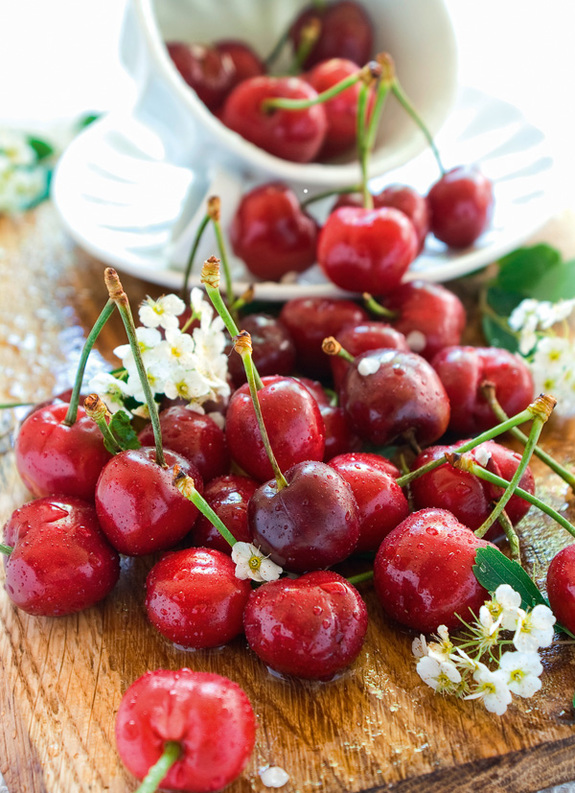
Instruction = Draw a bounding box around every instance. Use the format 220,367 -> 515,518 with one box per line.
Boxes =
225,375 -> 325,482
427,165 -> 494,248
248,460 -> 360,572
431,345 -> 534,435
221,75 -> 327,163
382,280 -> 466,361
95,447 -> 202,556
244,570 -> 368,680
15,402 -> 112,501
145,547 -> 251,648
3,496 -> 120,616
329,320 -> 410,391
374,507 -> 493,633
215,39 -> 265,85
138,406 -> 229,482
289,0 -> 373,69
193,474 -> 257,553
116,669 -> 256,792
547,545 -> 575,634
226,313 -> 296,388
318,206 -> 418,295
340,349 -> 450,447
320,403 -> 363,460
328,453 -> 409,552
230,183 -> 319,280
279,296 -> 369,377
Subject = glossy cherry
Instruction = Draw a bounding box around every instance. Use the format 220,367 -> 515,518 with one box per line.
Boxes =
116,669 -> 256,792
328,452 -> 409,552
138,406 -> 229,483
15,402 -> 112,501
329,320 -> 409,391
279,296 -> 369,377
230,182 -> 319,280
225,313 -> 296,388
319,403 -> 363,460
318,206 -> 418,295
3,496 -> 120,616
95,447 -> 202,556
547,544 -> 575,634
340,348 -> 451,447
374,507 -> 493,633
225,375 -> 325,482
289,0 -> 373,69
222,75 -> 327,163
193,474 -> 258,553
244,570 -> 368,680
248,459 -> 360,572
427,165 -> 494,248
431,345 -> 534,435
145,547 -> 251,648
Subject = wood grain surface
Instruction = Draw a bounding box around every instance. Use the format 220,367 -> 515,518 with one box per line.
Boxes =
1,203 -> 575,793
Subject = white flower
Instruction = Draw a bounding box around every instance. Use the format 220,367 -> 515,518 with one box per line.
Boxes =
114,327 -> 163,365
412,625 -> 453,662
508,299 -> 541,355
0,129 -> 37,165
529,336 -> 575,417
88,371 -> 131,413
158,328 -> 197,367
452,647 -> 482,674
499,651 -> 543,698
231,543 -> 283,583
479,585 -> 524,636
416,655 -> 462,693
412,635 -> 428,659
259,766 -> 290,788
464,663 -> 512,715
513,604 -> 556,652
139,294 -> 186,330
189,286 -> 211,320
0,163 -> 46,213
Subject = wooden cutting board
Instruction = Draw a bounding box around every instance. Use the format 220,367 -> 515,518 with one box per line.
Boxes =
1,204 -> 575,793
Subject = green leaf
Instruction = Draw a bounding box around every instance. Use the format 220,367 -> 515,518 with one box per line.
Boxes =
528,257 -> 575,301
26,136 -> 54,161
473,546 -> 547,611
481,314 -> 518,353
76,112 -> 101,130
108,411 -> 141,452
495,244 -> 561,295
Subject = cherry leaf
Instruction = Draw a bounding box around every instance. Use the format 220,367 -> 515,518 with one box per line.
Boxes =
108,411 -> 141,452
473,546 -> 547,611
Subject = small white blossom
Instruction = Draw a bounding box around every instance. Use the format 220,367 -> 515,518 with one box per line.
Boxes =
452,647 -> 482,674
412,635 -> 428,659
499,651 -> 543,698
88,371 -> 131,413
464,663 -> 512,715
480,584 -> 524,636
259,766 -> 290,788
416,655 -> 462,693
231,543 -> 283,583
0,162 -> 46,213
114,327 -> 163,364
0,129 -> 37,165
513,603 -> 556,653
139,294 -> 186,330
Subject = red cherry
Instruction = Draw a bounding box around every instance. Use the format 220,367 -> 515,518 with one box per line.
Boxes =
145,547 -> 251,648
244,570 -> 368,680
329,320 -> 410,391
230,183 -> 319,280
374,508 -> 493,633
94,447 -> 202,556
319,403 -> 363,460
14,402 -> 112,501
279,296 -> 369,377
328,453 -> 409,552
221,75 -> 327,163
248,459 -> 360,572
225,313 -> 296,388
340,349 -> 451,447
427,165 -> 494,248
431,345 -> 534,435
3,496 -> 120,616
382,280 -> 467,361
225,375 -> 325,482
547,545 -> 575,634
215,39 -> 265,84
289,0 -> 373,69
138,407 -> 229,483
193,474 -> 258,553
318,206 -> 418,295
116,669 -> 256,792
295,376 -> 332,405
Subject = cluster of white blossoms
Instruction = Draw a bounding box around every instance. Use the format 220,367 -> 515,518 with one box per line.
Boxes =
413,585 -> 556,716
0,129 -> 47,214
508,298 -> 575,416
89,288 -> 230,417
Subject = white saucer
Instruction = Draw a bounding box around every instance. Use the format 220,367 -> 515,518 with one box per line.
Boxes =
52,87 -> 560,300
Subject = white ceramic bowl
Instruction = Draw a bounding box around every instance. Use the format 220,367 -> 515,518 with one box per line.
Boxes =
120,0 -> 458,190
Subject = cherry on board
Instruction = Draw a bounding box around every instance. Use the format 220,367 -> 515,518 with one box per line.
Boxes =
225,313 -> 296,388
193,474 -> 258,553
547,544 -> 575,634
329,320 -> 410,391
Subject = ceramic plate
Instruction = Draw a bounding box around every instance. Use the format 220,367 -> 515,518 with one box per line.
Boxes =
52,87 -> 560,300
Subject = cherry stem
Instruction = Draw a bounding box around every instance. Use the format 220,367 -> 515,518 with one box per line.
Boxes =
234,331 -> 289,491
180,212 -> 210,299
63,299 -> 115,426
321,336 -> 354,363
0,543 -> 13,556
231,285 -> 255,315
173,466 -> 237,547
364,74 -> 391,154
201,257 -> 264,390
264,25 -> 291,70
83,393 -> 122,454
207,196 -> 235,313
347,570 -> 374,585
134,741 -> 181,793
363,292 -> 398,320
356,81 -> 373,210
391,78 -> 445,176
449,453 -> 575,539
289,18 -> 321,75
481,382 -> 575,493
495,508 -> 522,565
0,401 -> 35,409
104,268 -> 166,467
264,62 -> 378,112
396,396 -> 553,488
300,183 -> 363,210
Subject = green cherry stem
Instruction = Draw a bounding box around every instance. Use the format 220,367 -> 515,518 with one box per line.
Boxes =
364,54 -> 393,153
321,336 -> 355,364
0,401 -> 36,409
481,381 -> 575,493
83,394 -> 122,454
356,80 -> 373,210
0,543 -> 13,556
473,394 -> 556,538
63,299 -> 115,426
448,450 -> 575,539
494,508 -> 522,565
104,268 -> 165,467
347,570 -> 374,586
134,741 -> 182,793
180,212 -> 210,300
363,292 -> 398,320
396,395 -> 553,488
300,183 -> 363,210
207,196 -> 235,312
391,77 -> 445,176
173,466 -> 237,548
289,18 -> 322,75
235,331 -> 289,491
